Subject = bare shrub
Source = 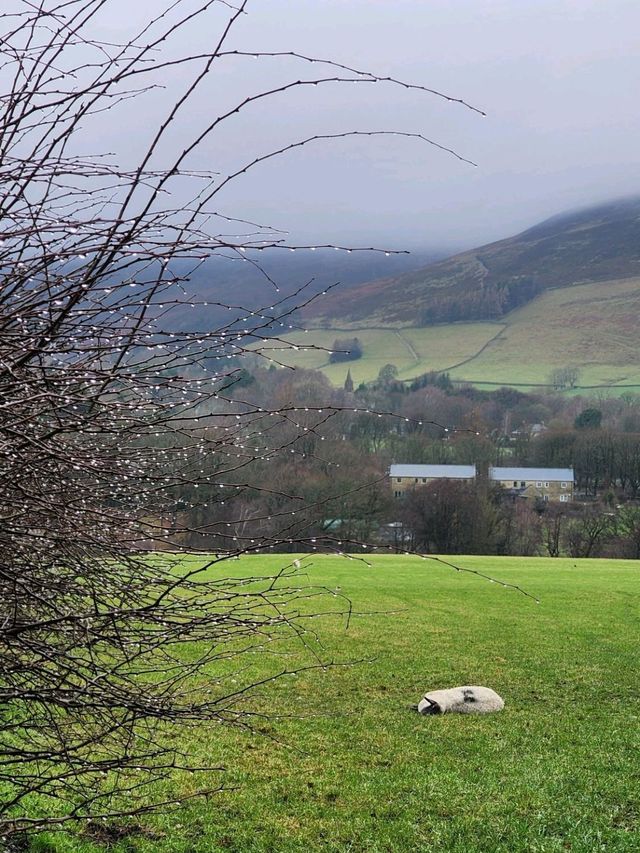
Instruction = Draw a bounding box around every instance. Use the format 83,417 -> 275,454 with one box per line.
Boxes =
0,0 -> 480,838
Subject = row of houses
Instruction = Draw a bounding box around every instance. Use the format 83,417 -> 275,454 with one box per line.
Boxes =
390,464 -> 574,503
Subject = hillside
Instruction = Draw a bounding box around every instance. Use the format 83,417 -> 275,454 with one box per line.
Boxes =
265,275 -> 640,391
303,197 -> 640,326
447,276 -> 640,387
257,323 -> 501,385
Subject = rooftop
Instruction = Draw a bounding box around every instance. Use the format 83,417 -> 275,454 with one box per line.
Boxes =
390,464 -> 477,480
490,466 -> 574,482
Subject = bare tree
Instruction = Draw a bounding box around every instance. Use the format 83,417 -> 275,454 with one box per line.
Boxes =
564,507 -> 614,558
540,505 -> 566,557
0,0 -> 483,840
612,505 -> 640,559
548,366 -> 581,391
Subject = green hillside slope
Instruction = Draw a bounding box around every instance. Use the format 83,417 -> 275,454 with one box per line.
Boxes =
268,276 -> 640,390
257,323 -> 501,386
448,276 -> 640,387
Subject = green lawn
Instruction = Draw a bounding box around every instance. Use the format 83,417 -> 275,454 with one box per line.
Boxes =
35,555 -> 640,852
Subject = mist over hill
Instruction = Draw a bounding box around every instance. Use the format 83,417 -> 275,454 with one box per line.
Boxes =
302,197 -> 640,327
165,247 -> 446,332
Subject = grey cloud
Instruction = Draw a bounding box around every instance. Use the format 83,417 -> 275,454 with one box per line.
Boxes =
75,0 -> 640,251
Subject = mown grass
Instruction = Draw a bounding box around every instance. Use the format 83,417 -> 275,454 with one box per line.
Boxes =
35,555 -> 639,853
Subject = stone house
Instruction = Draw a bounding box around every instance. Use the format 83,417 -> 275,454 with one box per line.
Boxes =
489,466 -> 574,502
389,463 -> 574,503
389,464 -> 477,498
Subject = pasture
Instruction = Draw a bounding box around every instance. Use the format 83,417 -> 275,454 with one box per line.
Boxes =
447,277 -> 640,389
39,555 -> 639,853
255,324 -> 499,387
268,277 -> 640,392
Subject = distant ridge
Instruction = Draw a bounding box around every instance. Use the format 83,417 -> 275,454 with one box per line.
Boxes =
303,197 -> 640,327
165,247 -> 445,332
522,196 -> 640,237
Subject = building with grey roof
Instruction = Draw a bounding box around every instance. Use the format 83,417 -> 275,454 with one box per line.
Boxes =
389,464 -> 574,502
390,464 -> 476,498
489,467 -> 574,502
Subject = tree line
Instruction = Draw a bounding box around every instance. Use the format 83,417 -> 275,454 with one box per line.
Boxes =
399,480 -> 640,559
419,277 -> 544,324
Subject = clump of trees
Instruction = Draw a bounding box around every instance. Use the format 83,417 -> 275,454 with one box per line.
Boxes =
397,481 -> 640,559
574,407 -> 602,430
401,480 -> 505,554
549,366 -> 581,390
329,337 -> 363,363
420,277 -> 544,324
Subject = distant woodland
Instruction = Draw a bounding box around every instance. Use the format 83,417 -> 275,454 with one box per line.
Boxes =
421,277 -> 544,324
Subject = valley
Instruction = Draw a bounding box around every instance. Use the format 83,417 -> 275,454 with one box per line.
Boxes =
251,196 -> 640,392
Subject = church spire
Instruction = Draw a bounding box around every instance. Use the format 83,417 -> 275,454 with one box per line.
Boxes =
344,369 -> 354,393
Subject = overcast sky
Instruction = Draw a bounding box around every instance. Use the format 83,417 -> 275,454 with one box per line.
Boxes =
96,0 -> 640,252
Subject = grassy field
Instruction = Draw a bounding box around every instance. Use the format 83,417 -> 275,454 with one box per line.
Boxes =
38,554 -> 640,853
256,324 -> 500,387
268,277 -> 640,392
448,278 -> 640,388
